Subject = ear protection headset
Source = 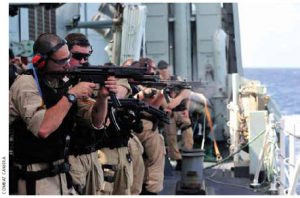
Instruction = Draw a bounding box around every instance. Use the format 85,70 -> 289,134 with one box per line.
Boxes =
32,53 -> 47,69
32,38 -> 67,69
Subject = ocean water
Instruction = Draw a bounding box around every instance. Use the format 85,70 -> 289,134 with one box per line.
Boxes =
244,68 -> 300,115
244,68 -> 300,194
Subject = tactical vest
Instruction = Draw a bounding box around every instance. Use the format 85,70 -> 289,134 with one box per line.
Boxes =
69,125 -> 98,156
95,125 -> 132,149
95,108 -> 137,149
12,74 -> 77,165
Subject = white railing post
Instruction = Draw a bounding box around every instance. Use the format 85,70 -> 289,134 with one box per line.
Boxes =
267,114 -> 279,194
279,118 -> 287,195
288,157 -> 300,195
229,73 -> 240,163
282,116 -> 300,195
250,135 -> 267,188
289,121 -> 295,182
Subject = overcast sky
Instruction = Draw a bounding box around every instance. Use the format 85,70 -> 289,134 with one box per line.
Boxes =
238,3 -> 300,68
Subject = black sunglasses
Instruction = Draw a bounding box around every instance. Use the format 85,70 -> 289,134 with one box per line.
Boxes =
49,53 -> 71,65
72,52 -> 91,61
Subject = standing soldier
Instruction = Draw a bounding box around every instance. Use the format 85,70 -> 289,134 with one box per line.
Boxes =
133,57 -> 166,195
96,62 -> 134,195
65,33 -> 134,195
9,33 -> 118,195
157,60 -> 194,170
64,33 -> 103,195
121,58 -> 145,195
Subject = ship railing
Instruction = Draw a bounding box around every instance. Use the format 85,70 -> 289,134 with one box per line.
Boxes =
279,115 -> 300,195
250,113 -> 279,194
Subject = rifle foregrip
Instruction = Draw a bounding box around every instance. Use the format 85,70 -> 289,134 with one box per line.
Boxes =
109,92 -> 121,107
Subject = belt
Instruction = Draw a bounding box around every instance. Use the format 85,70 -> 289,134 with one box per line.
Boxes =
15,161 -> 72,195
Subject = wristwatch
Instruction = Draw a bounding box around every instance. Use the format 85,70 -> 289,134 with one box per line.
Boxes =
64,92 -> 77,104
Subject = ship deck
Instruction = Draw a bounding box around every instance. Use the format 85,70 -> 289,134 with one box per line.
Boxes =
160,160 -> 268,195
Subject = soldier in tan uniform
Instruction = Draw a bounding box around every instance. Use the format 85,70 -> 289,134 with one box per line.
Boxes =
64,33 -> 104,195
157,60 -> 193,170
127,133 -> 145,194
96,81 -> 134,195
95,60 -> 134,195
9,33 -> 118,195
65,33 -> 134,195
132,58 -> 166,195
120,58 -> 145,195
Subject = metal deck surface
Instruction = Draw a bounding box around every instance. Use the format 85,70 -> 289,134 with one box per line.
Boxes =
160,161 -> 267,195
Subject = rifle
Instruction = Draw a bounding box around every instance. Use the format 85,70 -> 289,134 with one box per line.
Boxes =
107,98 -> 170,133
130,80 -> 195,103
46,65 -> 159,107
129,80 -> 193,90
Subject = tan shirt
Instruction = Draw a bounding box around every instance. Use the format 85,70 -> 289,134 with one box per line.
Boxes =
9,75 -> 95,137
10,75 -> 45,137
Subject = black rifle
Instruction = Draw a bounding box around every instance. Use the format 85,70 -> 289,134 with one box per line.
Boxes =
46,65 -> 159,107
129,80 -> 194,90
108,98 -> 170,133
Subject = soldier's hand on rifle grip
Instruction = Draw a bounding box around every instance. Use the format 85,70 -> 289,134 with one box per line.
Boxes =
69,82 -> 96,99
98,76 -> 118,98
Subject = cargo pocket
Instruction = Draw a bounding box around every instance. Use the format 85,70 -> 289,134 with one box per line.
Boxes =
113,163 -> 132,195
123,165 -> 133,194
94,163 -> 104,195
68,156 -> 86,187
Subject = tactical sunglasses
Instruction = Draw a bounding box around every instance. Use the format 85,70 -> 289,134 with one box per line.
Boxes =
71,52 -> 91,61
49,53 -> 71,65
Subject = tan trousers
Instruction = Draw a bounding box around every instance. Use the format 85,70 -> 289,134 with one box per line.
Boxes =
135,119 -> 166,193
17,160 -> 77,195
128,134 -> 145,195
68,151 -> 104,195
98,147 -> 133,195
163,111 -> 194,160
